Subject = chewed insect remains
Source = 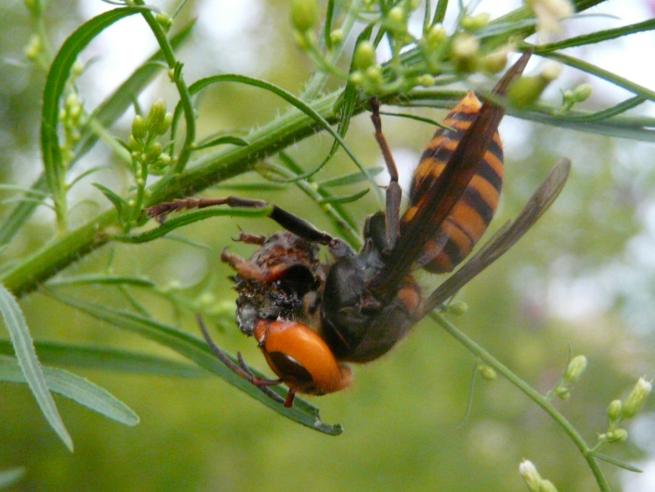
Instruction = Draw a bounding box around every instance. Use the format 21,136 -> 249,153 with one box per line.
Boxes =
149,51 -> 571,408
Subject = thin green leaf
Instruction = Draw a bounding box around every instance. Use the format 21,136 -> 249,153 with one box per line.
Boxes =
0,20 -> 194,248
67,166 -> 110,189
592,452 -> 643,473
0,467 -> 25,489
324,0 -> 336,50
92,183 -> 128,218
47,274 -> 155,288
214,182 -> 288,191
0,284 -> 73,451
41,6 -> 147,225
318,166 -> 384,187
176,73 -> 373,187
0,339 -> 203,378
318,188 -> 369,204
535,19 -> 655,53
0,355 -> 138,427
379,110 -> 449,128
192,135 -> 249,151
0,185 -> 48,198
534,49 -> 655,102
51,293 -> 342,435
114,207 -> 272,244
563,96 -> 646,123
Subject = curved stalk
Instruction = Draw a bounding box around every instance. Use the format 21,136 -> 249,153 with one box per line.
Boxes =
431,312 -> 610,491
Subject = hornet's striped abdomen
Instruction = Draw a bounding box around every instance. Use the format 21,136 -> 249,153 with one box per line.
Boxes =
402,92 -> 504,273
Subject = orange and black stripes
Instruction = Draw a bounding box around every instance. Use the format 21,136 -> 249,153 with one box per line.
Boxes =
401,91 -> 504,273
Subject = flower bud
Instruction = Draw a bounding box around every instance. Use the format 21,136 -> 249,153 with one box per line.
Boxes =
24,34 -> 43,62
447,300 -> 468,316
572,83 -> 592,103
451,33 -> 479,73
349,70 -> 364,86
605,428 -> 628,443
622,377 -> 652,419
564,355 -> 587,384
365,66 -> 383,86
291,0 -> 318,33
461,13 -> 490,32
156,12 -> 172,31
480,49 -> 509,74
478,364 -> 497,381
508,77 -> 543,107
386,6 -> 406,33
354,41 -> 376,70
417,74 -> 435,87
607,399 -> 622,422
146,99 -> 167,132
329,29 -> 344,46
519,460 -> 542,491
424,25 -> 447,50
554,386 -> 570,400
131,115 -> 147,140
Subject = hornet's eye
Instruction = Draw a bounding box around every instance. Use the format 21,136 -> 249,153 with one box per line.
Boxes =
267,352 -> 315,389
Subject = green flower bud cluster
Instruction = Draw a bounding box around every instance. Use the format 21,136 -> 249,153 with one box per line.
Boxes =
508,62 -> 562,108
59,91 -> 85,164
562,83 -> 592,111
24,34 -> 44,63
519,460 -> 558,492
553,354 -> 587,400
128,99 -> 173,176
599,377 -> 652,446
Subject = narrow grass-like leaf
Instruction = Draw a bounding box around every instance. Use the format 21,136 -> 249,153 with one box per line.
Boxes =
318,188 -> 369,204
533,50 -> 655,102
0,356 -> 138,426
592,452 -> 643,473
51,293 -> 342,435
0,284 -> 73,451
379,110 -> 448,128
0,185 -> 48,198
176,74 -> 372,186
192,135 -> 249,151
0,468 -> 25,489
0,339 -> 203,377
432,0 -> 449,24
41,7 -> 147,227
214,182 -> 288,191
318,167 -> 384,187
93,183 -> 128,218
535,19 -> 655,53
115,207 -> 271,244
47,274 -> 155,288
0,21 -> 193,248
402,91 -> 655,142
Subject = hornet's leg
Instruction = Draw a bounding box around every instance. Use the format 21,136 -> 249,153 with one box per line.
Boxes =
370,98 -> 402,252
197,315 -> 285,404
148,196 -> 341,248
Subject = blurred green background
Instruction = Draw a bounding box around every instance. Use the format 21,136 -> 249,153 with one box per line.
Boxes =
1,0 -> 654,490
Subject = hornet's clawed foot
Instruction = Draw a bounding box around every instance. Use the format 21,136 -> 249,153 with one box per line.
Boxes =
196,315 -> 298,407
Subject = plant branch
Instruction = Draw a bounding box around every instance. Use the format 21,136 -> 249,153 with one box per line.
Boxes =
431,312 -> 610,491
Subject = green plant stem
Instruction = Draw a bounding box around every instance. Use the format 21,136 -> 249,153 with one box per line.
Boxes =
0,91 -> 353,297
133,1 -> 196,173
431,312 -> 610,492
